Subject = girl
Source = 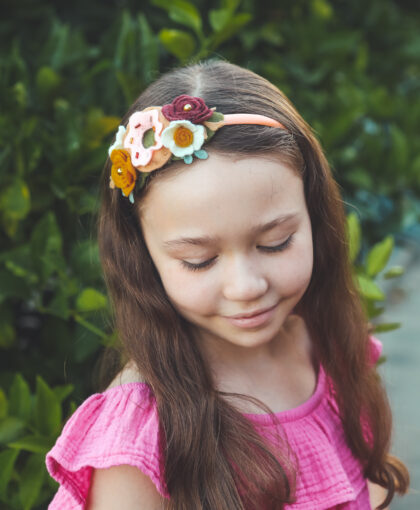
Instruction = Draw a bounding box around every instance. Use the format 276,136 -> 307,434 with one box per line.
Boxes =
46,60 -> 409,509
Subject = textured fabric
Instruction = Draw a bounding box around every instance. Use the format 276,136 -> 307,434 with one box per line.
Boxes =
46,336 -> 382,509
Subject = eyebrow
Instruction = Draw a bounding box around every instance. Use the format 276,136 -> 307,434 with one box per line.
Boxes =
162,213 -> 298,248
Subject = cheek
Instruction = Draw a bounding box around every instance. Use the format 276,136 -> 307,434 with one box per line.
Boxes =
159,264 -> 217,315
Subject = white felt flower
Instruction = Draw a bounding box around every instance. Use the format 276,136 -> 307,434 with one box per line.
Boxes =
108,125 -> 126,156
161,120 -> 205,158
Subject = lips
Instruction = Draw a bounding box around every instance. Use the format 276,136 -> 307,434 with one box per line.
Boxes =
226,304 -> 277,319
224,303 -> 278,329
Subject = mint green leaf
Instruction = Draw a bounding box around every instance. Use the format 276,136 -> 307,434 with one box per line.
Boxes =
159,29 -> 196,60
19,453 -> 45,510
34,377 -> 61,437
357,275 -> 385,301
346,212 -> 361,262
0,449 -> 19,497
194,150 -> 208,159
76,288 -> 108,312
8,434 -> 53,454
9,374 -> 31,421
366,235 -> 394,277
0,417 -> 26,444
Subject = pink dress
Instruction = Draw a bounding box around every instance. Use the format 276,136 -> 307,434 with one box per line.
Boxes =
46,337 -> 383,509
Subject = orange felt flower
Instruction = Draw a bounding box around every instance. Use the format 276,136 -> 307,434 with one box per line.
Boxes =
173,126 -> 193,147
110,149 -> 137,196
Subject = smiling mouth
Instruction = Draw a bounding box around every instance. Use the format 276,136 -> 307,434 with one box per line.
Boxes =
226,303 -> 278,320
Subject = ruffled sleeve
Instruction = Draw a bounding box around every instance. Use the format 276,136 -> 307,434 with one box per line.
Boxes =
368,335 -> 383,365
46,382 -> 169,509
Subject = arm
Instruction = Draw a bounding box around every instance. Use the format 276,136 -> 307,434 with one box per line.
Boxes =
367,480 -> 389,510
86,465 -> 165,510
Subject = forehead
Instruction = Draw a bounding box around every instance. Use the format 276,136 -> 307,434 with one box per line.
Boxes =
139,152 -> 305,238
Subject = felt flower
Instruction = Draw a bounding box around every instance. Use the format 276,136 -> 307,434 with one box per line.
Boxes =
124,107 -> 170,170
110,149 -> 137,197
161,120 -> 206,158
162,95 -> 213,124
108,125 -> 126,156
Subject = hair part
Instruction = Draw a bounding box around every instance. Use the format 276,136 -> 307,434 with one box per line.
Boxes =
97,60 -> 409,509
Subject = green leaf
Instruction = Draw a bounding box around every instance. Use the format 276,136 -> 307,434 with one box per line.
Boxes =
346,212 -> 361,262
8,434 -> 53,454
207,13 -> 252,50
384,265 -> 404,279
36,66 -> 61,99
30,212 -> 65,281
169,0 -> 202,35
373,322 -> 401,333
357,275 -> 385,301
76,288 -> 108,312
0,417 -> 26,444
366,235 -> 394,277
34,377 -> 61,437
19,453 -> 45,510
209,8 -> 231,31
0,390 -> 7,420
0,180 -> 31,223
0,449 -> 19,498
207,111 -> 224,122
152,0 -> 202,35
53,384 -> 74,402
159,29 -> 196,60
9,374 -> 31,421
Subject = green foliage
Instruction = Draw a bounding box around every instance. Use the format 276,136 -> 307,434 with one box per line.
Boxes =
0,0 -> 418,506
347,213 -> 404,333
0,374 -> 73,509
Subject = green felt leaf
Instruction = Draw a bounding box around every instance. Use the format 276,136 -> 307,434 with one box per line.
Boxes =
207,111 -> 224,122
373,322 -> 401,333
143,128 -> 156,148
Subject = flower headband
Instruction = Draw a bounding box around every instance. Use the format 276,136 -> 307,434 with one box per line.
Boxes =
108,95 -> 287,203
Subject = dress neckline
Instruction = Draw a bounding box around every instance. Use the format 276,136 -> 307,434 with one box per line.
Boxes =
102,363 -> 326,426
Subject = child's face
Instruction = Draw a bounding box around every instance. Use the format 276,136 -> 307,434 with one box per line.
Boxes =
139,152 -> 313,354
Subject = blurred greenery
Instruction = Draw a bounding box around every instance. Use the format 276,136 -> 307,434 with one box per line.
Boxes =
0,0 -> 419,506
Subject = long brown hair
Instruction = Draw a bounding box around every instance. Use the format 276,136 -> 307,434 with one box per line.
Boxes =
97,60 -> 409,509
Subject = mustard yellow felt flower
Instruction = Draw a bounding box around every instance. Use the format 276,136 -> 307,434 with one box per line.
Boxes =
110,149 -> 137,197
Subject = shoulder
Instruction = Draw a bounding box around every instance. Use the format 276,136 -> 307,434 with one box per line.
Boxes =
46,378 -> 169,508
107,360 -> 146,389
87,465 -> 165,510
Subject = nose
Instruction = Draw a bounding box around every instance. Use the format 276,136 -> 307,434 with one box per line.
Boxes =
222,255 -> 269,302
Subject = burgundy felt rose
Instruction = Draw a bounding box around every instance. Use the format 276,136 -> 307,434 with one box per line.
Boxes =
162,95 -> 213,124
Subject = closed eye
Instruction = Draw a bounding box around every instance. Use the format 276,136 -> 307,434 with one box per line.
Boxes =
180,235 -> 294,272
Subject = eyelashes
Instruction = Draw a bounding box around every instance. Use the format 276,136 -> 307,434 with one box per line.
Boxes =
181,235 -> 294,272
